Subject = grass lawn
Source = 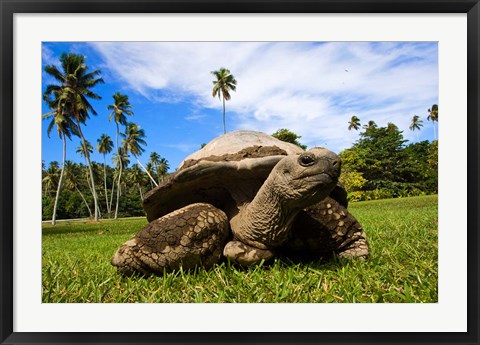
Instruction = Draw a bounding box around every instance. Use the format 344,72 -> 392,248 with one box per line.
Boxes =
42,195 -> 438,303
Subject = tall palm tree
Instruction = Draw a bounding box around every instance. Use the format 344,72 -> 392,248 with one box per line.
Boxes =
347,116 -> 361,146
122,122 -> 158,186
110,148 -> 130,213
158,157 -> 170,183
149,151 -> 161,184
42,92 -> 77,224
64,161 -> 93,218
97,134 -> 114,214
43,52 -> 104,221
76,140 -> 94,158
211,67 -> 237,134
148,152 -> 170,184
42,162 -> 60,197
129,164 -> 146,200
427,104 -> 439,140
108,92 -> 134,219
348,116 -> 361,131
409,115 -> 423,141
145,162 -> 156,189
75,140 -> 101,218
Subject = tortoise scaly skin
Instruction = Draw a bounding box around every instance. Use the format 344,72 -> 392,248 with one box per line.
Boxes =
283,197 -> 369,260
112,203 -> 229,276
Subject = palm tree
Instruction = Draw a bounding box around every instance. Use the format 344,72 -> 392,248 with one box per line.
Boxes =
363,120 -> 377,130
43,52 -> 104,221
122,122 -> 158,186
409,115 -> 423,141
75,140 -> 101,218
108,92 -> 134,219
64,161 -> 92,218
97,134 -> 114,214
347,116 -> 361,146
129,164 -> 146,200
110,148 -> 130,212
76,140 -> 94,158
211,67 -> 237,134
42,92 -> 77,224
149,151 -> 161,184
158,157 -> 170,182
427,104 -> 438,140
149,152 -> 170,184
348,116 -> 361,131
145,162 -> 156,189
42,162 -> 60,197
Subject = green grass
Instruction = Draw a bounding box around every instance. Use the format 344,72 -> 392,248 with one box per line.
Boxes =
42,195 -> 438,303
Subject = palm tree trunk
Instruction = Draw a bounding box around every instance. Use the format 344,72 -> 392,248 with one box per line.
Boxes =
82,156 -> 102,219
115,123 -> 122,219
110,174 -> 116,215
115,163 -> 122,219
156,167 -> 161,185
103,154 -> 110,214
51,135 -> 67,225
76,119 -> 99,221
85,153 -> 100,220
137,183 -> 144,201
222,95 -> 226,134
135,157 -> 158,186
75,186 -> 92,218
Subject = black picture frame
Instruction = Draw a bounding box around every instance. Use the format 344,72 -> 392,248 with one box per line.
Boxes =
1,1 -> 479,344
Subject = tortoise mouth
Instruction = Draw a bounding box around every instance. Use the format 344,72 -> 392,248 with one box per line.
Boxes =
297,173 -> 338,207
294,171 -> 337,185
303,173 -> 335,184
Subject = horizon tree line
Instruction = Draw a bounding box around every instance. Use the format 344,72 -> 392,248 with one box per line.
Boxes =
347,104 -> 439,141
42,159 -> 167,221
42,52 -> 170,224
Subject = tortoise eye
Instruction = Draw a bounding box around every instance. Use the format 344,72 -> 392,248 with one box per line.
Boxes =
298,154 -> 316,167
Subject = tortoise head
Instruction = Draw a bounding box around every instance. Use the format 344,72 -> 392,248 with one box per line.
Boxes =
267,147 -> 341,210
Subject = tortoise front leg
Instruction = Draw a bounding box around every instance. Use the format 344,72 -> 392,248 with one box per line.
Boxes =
283,197 -> 369,260
111,203 -> 229,276
223,240 -> 275,266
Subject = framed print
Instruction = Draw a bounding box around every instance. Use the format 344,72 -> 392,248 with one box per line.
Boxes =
1,0 -> 479,344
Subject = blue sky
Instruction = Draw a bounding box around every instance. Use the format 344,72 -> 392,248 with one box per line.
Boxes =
42,42 -> 438,172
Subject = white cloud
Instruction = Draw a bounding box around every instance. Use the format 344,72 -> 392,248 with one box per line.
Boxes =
41,45 -> 62,89
184,114 -> 207,121
90,41 -> 438,152
42,44 -> 58,67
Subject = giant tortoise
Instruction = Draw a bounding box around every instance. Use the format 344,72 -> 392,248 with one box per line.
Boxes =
112,130 -> 368,276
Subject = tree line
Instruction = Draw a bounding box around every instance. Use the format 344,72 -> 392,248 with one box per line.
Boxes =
42,157 -> 168,221
342,106 -> 438,201
340,122 -> 437,201
43,51 -> 236,224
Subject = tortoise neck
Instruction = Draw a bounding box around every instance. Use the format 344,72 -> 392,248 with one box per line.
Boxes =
230,176 -> 299,249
